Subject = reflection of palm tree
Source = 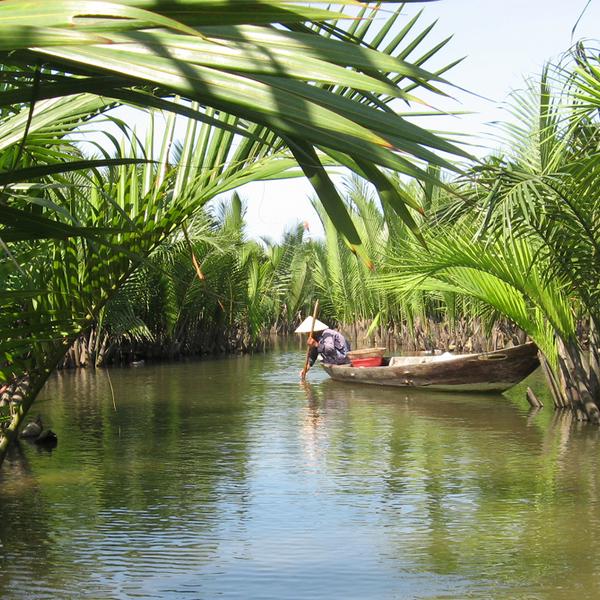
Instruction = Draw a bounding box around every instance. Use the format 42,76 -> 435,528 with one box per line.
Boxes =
300,382 -> 325,467
312,382 -> 600,581
301,381 -> 320,427
3,439 -> 32,477
0,442 -> 59,583
21,364 -> 257,581
543,410 -> 575,470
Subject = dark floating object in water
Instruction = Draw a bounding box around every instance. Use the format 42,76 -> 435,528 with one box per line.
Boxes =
19,416 -> 58,448
20,416 -> 43,439
34,429 -> 58,448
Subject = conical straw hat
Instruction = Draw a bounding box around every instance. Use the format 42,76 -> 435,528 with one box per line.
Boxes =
294,317 -> 329,333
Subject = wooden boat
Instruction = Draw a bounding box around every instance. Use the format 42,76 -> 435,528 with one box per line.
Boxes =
322,343 -> 539,393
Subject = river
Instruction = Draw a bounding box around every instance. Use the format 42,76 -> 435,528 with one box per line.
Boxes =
0,347 -> 599,599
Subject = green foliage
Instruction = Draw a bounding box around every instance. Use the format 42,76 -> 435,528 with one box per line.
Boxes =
377,229 -> 571,369
371,48 -> 600,405
0,0 -> 466,259
97,199 -> 312,357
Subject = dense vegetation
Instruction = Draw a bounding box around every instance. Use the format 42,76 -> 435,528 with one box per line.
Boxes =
377,52 -> 600,421
0,1 -> 463,463
99,46 -> 600,425
93,48 -> 600,427
1,1 -> 599,464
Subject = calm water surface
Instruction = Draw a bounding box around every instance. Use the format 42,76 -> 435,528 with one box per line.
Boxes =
1,348 -> 600,599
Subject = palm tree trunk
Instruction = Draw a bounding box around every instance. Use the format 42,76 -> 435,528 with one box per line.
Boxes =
96,332 -> 110,367
540,354 -> 567,409
86,328 -> 94,364
557,338 -> 600,423
588,317 -> 600,401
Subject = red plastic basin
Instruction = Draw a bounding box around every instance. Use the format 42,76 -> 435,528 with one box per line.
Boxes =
351,356 -> 383,368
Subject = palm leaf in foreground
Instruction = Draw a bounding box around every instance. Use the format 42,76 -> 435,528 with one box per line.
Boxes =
0,109 -> 303,460
375,231 -> 574,370
1,1 -> 468,255
0,1 -> 466,461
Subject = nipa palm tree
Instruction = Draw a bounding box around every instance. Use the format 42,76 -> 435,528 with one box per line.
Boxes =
374,51 -> 600,421
0,1 -> 467,463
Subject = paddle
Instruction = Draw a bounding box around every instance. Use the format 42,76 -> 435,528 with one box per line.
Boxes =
301,299 -> 320,380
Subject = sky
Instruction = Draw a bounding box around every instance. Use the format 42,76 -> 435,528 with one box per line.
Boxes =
239,0 -> 600,241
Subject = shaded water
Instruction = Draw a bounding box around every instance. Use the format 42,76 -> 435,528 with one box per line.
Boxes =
1,348 -> 600,599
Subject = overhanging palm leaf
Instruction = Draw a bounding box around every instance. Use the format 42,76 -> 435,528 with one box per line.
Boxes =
1,0 -> 468,255
374,230 -> 574,369
0,108 -> 308,458
471,60 -> 600,326
0,0 -> 467,461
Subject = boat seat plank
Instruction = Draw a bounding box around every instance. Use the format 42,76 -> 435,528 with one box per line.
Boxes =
388,352 -> 462,367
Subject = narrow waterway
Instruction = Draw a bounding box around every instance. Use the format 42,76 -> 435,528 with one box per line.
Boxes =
1,348 -> 599,599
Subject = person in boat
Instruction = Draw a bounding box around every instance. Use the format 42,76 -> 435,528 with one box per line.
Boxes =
295,317 -> 351,377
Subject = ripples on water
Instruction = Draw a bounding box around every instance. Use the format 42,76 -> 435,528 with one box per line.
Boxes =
1,349 -> 600,599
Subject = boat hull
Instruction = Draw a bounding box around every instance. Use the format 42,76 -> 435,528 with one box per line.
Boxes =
322,343 -> 539,393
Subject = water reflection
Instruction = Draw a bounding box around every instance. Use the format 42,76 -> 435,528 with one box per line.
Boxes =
296,377 -> 600,598
0,352 -> 599,598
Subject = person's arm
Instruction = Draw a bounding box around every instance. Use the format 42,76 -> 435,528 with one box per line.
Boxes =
300,338 -> 320,378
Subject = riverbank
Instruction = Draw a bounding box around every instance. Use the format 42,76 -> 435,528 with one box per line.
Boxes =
60,317 -> 530,369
